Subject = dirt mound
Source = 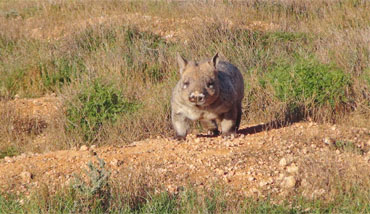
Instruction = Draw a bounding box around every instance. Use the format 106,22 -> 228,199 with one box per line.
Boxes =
0,95 -> 62,135
1,122 -> 369,199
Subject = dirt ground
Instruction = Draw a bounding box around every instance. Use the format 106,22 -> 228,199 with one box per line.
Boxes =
1,97 -> 369,200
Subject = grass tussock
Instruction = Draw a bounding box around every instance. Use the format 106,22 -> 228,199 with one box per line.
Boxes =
0,157 -> 369,213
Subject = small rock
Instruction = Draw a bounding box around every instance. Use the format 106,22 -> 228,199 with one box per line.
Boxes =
90,145 -> 96,150
366,139 -> 370,146
20,171 -> 33,183
323,137 -> 334,145
248,176 -> 255,182
281,176 -> 296,188
194,138 -> 200,143
166,185 -> 179,194
215,169 -> 224,176
250,188 -> 259,193
259,181 -> 267,187
313,188 -> 326,197
4,156 -> 12,163
17,199 -> 24,205
286,164 -> 299,174
277,173 -> 285,181
110,159 -> 123,167
301,179 -> 308,187
80,145 -> 89,151
336,150 -> 340,154
279,158 -> 287,167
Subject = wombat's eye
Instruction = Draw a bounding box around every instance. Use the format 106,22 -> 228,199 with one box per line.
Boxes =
207,82 -> 214,89
183,81 -> 189,89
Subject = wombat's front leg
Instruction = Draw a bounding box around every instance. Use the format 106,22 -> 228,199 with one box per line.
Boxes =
201,120 -> 220,136
220,106 -> 238,136
172,112 -> 190,140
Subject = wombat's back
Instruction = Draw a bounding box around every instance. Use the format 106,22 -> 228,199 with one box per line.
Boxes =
216,61 -> 244,103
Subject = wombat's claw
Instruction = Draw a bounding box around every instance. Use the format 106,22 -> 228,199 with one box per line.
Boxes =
222,133 -> 236,140
173,135 -> 186,141
207,130 -> 220,136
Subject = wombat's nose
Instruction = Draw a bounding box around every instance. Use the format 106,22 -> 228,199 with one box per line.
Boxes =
189,92 -> 205,103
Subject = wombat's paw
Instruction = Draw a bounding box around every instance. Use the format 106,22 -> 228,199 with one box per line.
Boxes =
207,129 -> 220,136
173,135 -> 186,141
222,132 -> 236,140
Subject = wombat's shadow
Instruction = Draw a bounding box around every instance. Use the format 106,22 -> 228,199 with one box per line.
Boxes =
196,120 -> 293,138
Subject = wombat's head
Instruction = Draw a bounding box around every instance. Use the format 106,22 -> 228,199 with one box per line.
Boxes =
176,53 -> 220,107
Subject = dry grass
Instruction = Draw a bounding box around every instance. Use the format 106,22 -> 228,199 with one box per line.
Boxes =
0,0 -> 369,151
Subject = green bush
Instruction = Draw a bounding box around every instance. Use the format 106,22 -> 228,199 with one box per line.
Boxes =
66,80 -> 139,142
333,140 -> 364,155
261,57 -> 352,118
0,146 -> 18,159
40,56 -> 86,91
0,67 -> 26,98
72,157 -> 111,213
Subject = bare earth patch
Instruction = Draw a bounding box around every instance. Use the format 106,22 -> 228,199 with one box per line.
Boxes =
1,115 -> 369,199
0,95 -> 62,135
2,12 -> 278,42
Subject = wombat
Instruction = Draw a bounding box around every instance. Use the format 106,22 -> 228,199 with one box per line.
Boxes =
171,53 -> 244,139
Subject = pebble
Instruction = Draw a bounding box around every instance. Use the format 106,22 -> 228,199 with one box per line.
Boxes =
281,176 -> 296,188
20,171 -> 33,183
80,145 -> 89,151
259,181 -> 267,187
279,158 -> 287,167
110,159 -> 123,167
323,137 -> 334,145
286,164 -> 299,174
250,188 -> 259,193
4,156 -> 12,163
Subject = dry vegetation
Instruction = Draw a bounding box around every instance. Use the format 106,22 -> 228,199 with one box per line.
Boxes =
0,0 -> 369,213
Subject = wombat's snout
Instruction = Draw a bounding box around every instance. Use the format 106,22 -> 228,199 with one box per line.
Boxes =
189,91 -> 205,103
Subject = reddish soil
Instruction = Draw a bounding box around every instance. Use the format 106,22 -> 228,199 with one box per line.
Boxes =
1,97 -> 369,199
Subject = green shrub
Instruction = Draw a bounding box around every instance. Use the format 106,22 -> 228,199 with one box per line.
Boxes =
0,146 -> 18,159
66,80 -> 139,142
0,67 -> 26,98
262,31 -> 311,45
40,56 -> 86,91
261,57 -> 352,119
333,140 -> 364,155
72,157 -> 111,213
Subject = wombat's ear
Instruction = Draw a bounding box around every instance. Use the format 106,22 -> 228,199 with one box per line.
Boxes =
210,52 -> 220,69
177,53 -> 187,74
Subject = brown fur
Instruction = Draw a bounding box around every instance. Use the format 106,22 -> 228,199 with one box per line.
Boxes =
171,53 -> 244,139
